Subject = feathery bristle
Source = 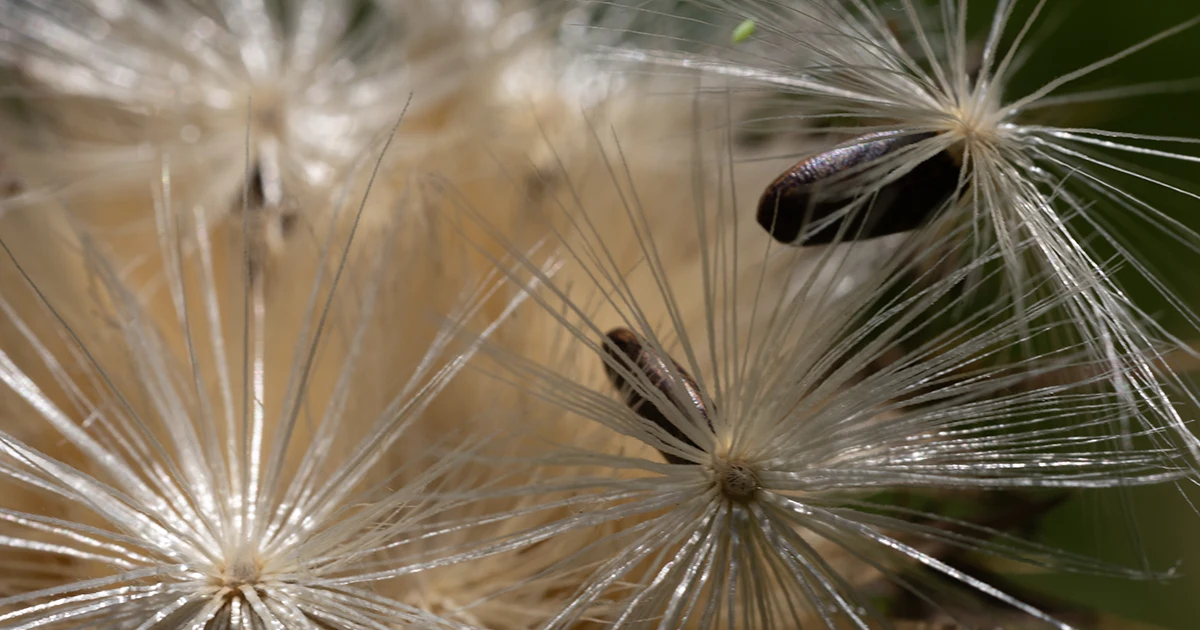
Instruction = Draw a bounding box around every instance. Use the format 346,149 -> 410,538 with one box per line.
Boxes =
0,135 -> 558,627
0,1 -> 1198,628
439,105 -> 1189,627
586,0 -> 1200,471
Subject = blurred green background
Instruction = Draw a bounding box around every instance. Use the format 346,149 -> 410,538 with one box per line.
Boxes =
965,1 -> 1200,628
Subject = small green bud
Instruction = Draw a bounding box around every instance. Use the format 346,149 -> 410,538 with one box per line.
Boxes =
732,19 -> 756,44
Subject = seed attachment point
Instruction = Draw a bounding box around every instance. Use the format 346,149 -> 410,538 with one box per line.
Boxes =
715,461 -> 760,502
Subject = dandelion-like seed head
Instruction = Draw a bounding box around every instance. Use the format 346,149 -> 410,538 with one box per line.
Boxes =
0,0 -> 559,271
0,1 -> 1198,628
0,138 -> 546,626
591,0 -> 1200,471
453,90 -> 1193,626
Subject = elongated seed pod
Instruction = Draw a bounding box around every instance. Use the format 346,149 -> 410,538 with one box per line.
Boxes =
603,328 -> 711,465
757,131 -> 960,245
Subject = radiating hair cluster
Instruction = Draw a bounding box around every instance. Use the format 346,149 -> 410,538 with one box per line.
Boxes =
0,0 -> 1198,628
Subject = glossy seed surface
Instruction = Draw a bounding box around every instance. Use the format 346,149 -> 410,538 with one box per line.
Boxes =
603,328 -> 711,465
757,131 -> 960,245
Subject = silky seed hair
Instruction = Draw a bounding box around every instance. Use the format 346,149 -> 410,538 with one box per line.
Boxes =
0,0 -> 563,284
0,1 -> 1196,627
441,106 -> 1188,628
0,118 -> 567,627
0,4 -> 837,625
589,0 -> 1200,473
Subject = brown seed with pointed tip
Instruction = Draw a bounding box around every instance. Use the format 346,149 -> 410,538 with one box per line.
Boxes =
603,328 -> 712,465
757,131 -> 960,246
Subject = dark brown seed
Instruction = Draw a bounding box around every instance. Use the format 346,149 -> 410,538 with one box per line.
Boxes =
603,328 -> 712,465
757,131 -> 960,246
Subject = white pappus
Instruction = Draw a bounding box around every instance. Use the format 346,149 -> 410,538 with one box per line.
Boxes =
589,0 -> 1200,471
0,0 -> 549,261
441,115 -> 1191,628
0,137 -> 551,628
